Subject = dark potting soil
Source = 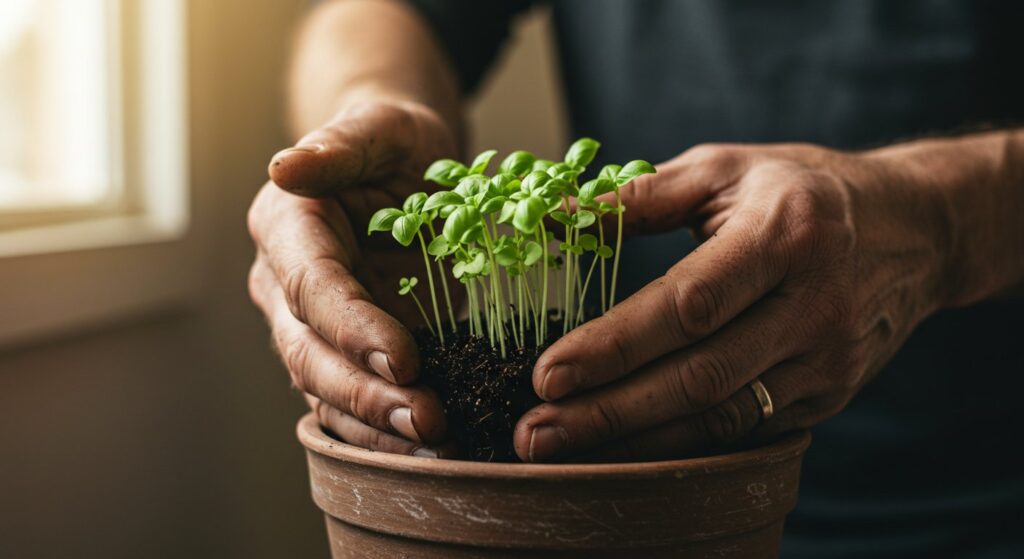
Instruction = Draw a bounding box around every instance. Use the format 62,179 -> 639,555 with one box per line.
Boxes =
415,320 -> 562,462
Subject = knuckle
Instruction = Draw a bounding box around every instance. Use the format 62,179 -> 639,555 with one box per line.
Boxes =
588,400 -> 626,438
671,276 -> 724,340
279,333 -> 313,390
670,352 -> 735,411
282,257 -> 334,320
700,399 -> 748,445
684,143 -> 741,168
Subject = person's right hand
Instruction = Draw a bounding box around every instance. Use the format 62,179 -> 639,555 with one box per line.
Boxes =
247,100 -> 457,458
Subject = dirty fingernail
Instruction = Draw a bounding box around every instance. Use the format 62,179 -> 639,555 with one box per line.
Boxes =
541,364 -> 582,400
412,447 -> 438,459
529,425 -> 568,462
368,351 -> 397,383
388,407 -> 421,442
271,144 -> 324,162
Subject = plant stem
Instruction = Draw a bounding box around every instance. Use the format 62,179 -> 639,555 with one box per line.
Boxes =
538,223 -> 550,343
479,225 -> 507,358
598,218 -> 607,313
426,222 -> 457,332
409,292 -> 435,337
609,190 -> 624,308
417,231 -> 445,345
576,254 -> 599,324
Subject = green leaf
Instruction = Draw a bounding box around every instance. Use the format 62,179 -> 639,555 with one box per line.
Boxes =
579,233 -> 598,251
423,159 -> 467,187
465,251 -> 486,274
578,178 -> 616,204
546,163 -> 572,177
521,170 -> 551,194
564,137 -> 600,169
531,159 -> 554,172
495,246 -> 518,267
468,149 -> 497,174
491,173 -> 521,194
573,210 -> 596,229
479,195 -> 506,214
539,178 -> 571,198
596,201 -> 615,213
498,150 -> 536,176
498,200 -> 516,224
423,190 -> 465,212
616,160 -> 657,186
559,241 -> 571,252
443,205 -> 481,244
452,261 -> 466,279
391,213 -> 422,247
597,245 -> 613,258
555,170 -> 581,183
427,236 -> 450,257
367,208 -> 403,234
512,195 -> 547,234
523,241 -> 543,266
402,192 -> 428,214
550,210 -> 571,226
544,230 -> 555,243
454,174 -> 490,198
598,164 -> 622,181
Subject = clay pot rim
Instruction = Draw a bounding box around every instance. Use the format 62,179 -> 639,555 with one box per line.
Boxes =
298,413 -> 810,479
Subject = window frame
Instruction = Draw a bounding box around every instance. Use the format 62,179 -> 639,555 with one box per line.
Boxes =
0,0 -> 194,348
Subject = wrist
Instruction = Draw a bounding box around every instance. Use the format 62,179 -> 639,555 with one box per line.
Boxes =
863,130 -> 1024,308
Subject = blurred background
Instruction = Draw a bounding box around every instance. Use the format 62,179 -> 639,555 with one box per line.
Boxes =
0,1 -> 566,557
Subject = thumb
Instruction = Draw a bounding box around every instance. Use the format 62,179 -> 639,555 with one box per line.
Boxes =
605,144 -> 750,236
268,102 -> 426,197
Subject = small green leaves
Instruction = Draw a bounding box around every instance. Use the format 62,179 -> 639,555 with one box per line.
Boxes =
578,178 -> 616,205
367,208 -> 403,234
550,210 -> 571,227
579,234 -> 598,251
598,164 -> 622,181
479,195 -> 506,214
616,160 -> 657,186
423,190 -> 465,212
523,241 -> 543,266
513,195 -> 547,233
565,137 -> 600,169
574,210 -> 596,229
498,150 -> 536,177
468,149 -> 498,175
520,170 -> 551,194
403,192 -> 428,214
443,205 -> 482,244
531,159 -> 554,172
424,159 -> 468,187
427,236 -> 453,257
398,276 -> 419,295
391,213 -> 423,246
597,245 -> 613,258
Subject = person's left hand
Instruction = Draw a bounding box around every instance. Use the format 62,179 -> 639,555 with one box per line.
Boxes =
513,142 -> 954,462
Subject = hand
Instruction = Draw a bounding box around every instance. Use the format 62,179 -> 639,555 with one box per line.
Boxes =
514,143 -> 951,462
248,100 -> 458,457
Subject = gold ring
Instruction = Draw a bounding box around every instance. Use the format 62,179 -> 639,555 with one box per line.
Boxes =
749,379 -> 774,421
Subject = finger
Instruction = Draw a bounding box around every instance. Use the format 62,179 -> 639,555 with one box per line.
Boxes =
248,184 -> 420,384
305,394 -> 453,458
592,144 -> 752,236
571,363 -> 809,463
268,102 -> 428,196
518,296 -> 813,462
262,267 -> 447,443
535,211 -> 788,401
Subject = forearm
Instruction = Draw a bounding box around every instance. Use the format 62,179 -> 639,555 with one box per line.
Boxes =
868,129 -> 1024,307
287,0 -> 463,141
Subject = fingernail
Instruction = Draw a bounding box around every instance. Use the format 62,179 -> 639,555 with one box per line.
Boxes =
529,425 -> 568,462
271,144 -> 325,162
368,351 -> 397,383
540,364 -> 582,400
388,407 -> 421,442
412,447 -> 438,459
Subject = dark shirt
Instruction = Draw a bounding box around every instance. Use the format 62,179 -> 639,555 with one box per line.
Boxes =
404,1 -> 1024,557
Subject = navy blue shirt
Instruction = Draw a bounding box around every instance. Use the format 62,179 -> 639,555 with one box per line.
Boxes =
404,1 -> 1024,556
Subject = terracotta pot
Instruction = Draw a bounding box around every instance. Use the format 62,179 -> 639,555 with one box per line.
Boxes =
297,413 -> 810,558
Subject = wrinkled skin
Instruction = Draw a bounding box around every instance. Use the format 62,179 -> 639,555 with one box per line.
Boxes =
247,100 -> 458,457
249,104 -> 950,462
514,144 -> 948,461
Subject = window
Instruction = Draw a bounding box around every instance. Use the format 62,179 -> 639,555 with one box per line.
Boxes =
0,0 -> 187,256
0,0 -> 191,346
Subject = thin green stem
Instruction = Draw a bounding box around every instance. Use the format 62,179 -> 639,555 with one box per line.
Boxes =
576,254 -> 599,324
479,225 -> 508,358
609,190 -> 624,308
426,222 -> 457,332
538,223 -> 550,343
408,292 -> 435,337
598,218 -> 607,313
417,231 -> 445,345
